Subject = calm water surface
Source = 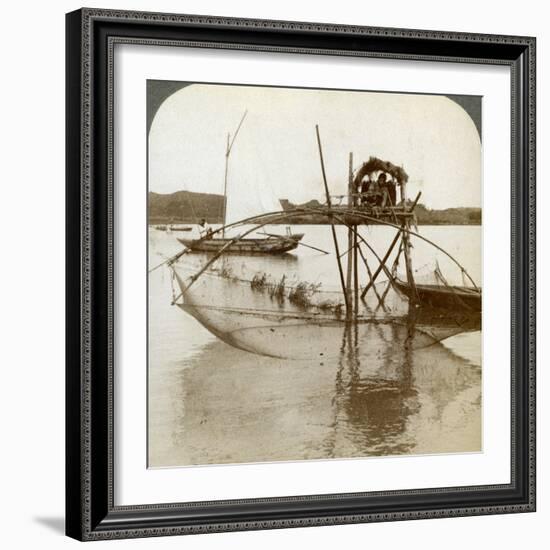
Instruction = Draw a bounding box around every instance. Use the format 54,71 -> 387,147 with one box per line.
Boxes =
148,225 -> 481,467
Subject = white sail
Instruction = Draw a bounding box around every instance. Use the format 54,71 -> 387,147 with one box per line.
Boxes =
225,175 -> 281,227
222,110 -> 282,229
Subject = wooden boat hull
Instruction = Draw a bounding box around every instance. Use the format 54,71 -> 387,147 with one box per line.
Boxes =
177,234 -> 304,254
394,280 -> 481,311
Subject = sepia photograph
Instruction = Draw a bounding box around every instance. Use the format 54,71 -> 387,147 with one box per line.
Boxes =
63,5 -> 537,541
147,80 -> 482,468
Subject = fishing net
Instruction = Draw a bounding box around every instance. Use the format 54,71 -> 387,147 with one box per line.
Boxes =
153,213 -> 481,361
169,254 -> 480,361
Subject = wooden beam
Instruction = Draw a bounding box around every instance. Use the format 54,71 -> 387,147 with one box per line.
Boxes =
357,243 -> 385,307
379,241 -> 403,303
360,229 -> 402,298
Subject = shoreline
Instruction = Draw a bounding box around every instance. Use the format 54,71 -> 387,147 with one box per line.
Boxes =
148,219 -> 482,227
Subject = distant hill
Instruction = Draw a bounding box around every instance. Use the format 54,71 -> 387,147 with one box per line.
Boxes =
148,190 -> 224,224
407,202 -> 481,225
148,191 -> 481,225
279,199 -> 481,225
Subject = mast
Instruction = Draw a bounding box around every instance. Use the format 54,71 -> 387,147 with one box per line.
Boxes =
221,133 -> 230,238
221,110 -> 247,238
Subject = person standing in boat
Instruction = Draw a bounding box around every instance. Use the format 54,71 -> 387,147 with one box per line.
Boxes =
198,218 -> 213,239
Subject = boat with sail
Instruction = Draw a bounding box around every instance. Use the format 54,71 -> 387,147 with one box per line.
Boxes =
177,110 -> 305,255
177,232 -> 304,254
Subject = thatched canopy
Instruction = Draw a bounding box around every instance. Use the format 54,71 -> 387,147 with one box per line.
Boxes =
353,157 -> 409,188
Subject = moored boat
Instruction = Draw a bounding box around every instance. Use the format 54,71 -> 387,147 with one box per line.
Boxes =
169,225 -> 193,232
177,233 -> 304,254
394,279 -> 481,311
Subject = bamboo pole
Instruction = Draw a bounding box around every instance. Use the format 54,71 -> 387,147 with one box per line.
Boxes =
296,241 -> 330,255
328,213 -> 397,286
401,184 -> 418,302
349,152 -> 360,315
379,241 -> 404,303
221,132 -> 230,238
345,152 -> 354,316
338,243 -> 356,259
258,231 -> 330,254
353,231 -> 359,315
358,245 -> 385,306
315,125 -> 350,312
221,110 -> 248,239
172,233 -> 249,301
360,229 -> 401,298
403,225 -> 416,291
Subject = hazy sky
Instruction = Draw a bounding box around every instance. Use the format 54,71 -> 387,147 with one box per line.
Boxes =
149,83 -> 481,220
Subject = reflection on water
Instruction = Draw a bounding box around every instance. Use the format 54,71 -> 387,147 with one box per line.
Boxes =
329,322 -> 418,458
148,226 -> 482,467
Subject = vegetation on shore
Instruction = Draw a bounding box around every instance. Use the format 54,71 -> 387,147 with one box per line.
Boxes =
148,191 -> 481,225
279,199 -> 481,225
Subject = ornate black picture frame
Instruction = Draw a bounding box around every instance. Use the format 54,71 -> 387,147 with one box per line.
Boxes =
66,8 -> 536,541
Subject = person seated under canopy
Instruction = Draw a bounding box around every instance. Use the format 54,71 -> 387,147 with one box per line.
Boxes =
352,156 -> 406,209
358,172 -> 396,208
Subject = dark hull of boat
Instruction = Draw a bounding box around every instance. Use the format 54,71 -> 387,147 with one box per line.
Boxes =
395,280 -> 481,311
177,234 -> 304,254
